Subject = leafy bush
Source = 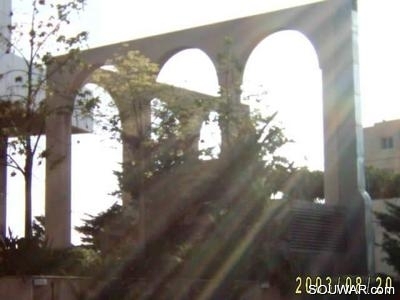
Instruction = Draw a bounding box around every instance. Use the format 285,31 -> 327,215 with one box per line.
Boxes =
0,217 -> 99,276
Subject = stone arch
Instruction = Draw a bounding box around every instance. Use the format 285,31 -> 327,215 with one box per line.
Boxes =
82,65 -> 130,127
157,46 -> 219,76
156,48 -> 220,156
239,28 -> 321,80
57,64 -> 126,244
70,63 -> 140,143
243,29 -> 320,72
71,82 -> 122,244
157,48 -> 219,96
45,60 -> 153,246
82,64 -> 154,206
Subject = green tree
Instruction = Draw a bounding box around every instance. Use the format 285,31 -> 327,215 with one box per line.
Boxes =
90,49 -> 217,248
369,167 -> 400,278
75,43 -> 300,299
376,201 -> 400,277
0,216 -> 98,276
91,49 -> 166,247
283,168 -> 324,201
365,167 -> 400,199
0,0 -> 90,238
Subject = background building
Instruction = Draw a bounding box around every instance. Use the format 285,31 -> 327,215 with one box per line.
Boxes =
364,119 -> 400,278
364,119 -> 400,173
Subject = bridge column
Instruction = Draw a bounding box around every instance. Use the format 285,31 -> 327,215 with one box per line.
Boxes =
0,136 -> 7,237
118,96 -> 152,202
118,95 -> 152,246
216,46 -> 252,156
318,0 -> 374,274
177,108 -> 208,159
45,94 -> 73,248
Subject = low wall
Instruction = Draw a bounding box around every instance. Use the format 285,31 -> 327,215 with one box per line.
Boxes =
0,276 -> 89,300
0,277 -> 32,300
0,276 -> 288,300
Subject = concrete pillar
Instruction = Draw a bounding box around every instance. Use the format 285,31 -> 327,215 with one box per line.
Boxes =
189,117 -> 206,158
0,136 -> 7,237
216,50 -> 251,156
0,0 -> 11,237
319,0 -> 373,274
0,0 -> 11,53
119,97 -> 151,203
118,96 -> 152,247
176,108 -> 206,159
45,98 -> 73,248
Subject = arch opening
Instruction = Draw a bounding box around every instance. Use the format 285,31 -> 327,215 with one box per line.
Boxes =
157,48 -> 219,97
156,48 -> 221,158
199,111 -> 221,160
242,30 -> 323,172
71,82 -> 122,244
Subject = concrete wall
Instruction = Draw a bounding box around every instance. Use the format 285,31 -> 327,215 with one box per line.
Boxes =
0,276 -> 89,300
0,277 -> 32,300
0,276 -> 292,300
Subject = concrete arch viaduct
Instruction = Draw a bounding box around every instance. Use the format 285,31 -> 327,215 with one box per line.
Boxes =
38,0 -> 372,275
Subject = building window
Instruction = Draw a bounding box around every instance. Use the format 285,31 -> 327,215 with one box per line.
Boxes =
381,137 -> 394,149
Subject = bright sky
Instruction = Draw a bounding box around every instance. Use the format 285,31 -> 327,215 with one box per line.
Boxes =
6,0 -> 400,243
79,0 -> 400,127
